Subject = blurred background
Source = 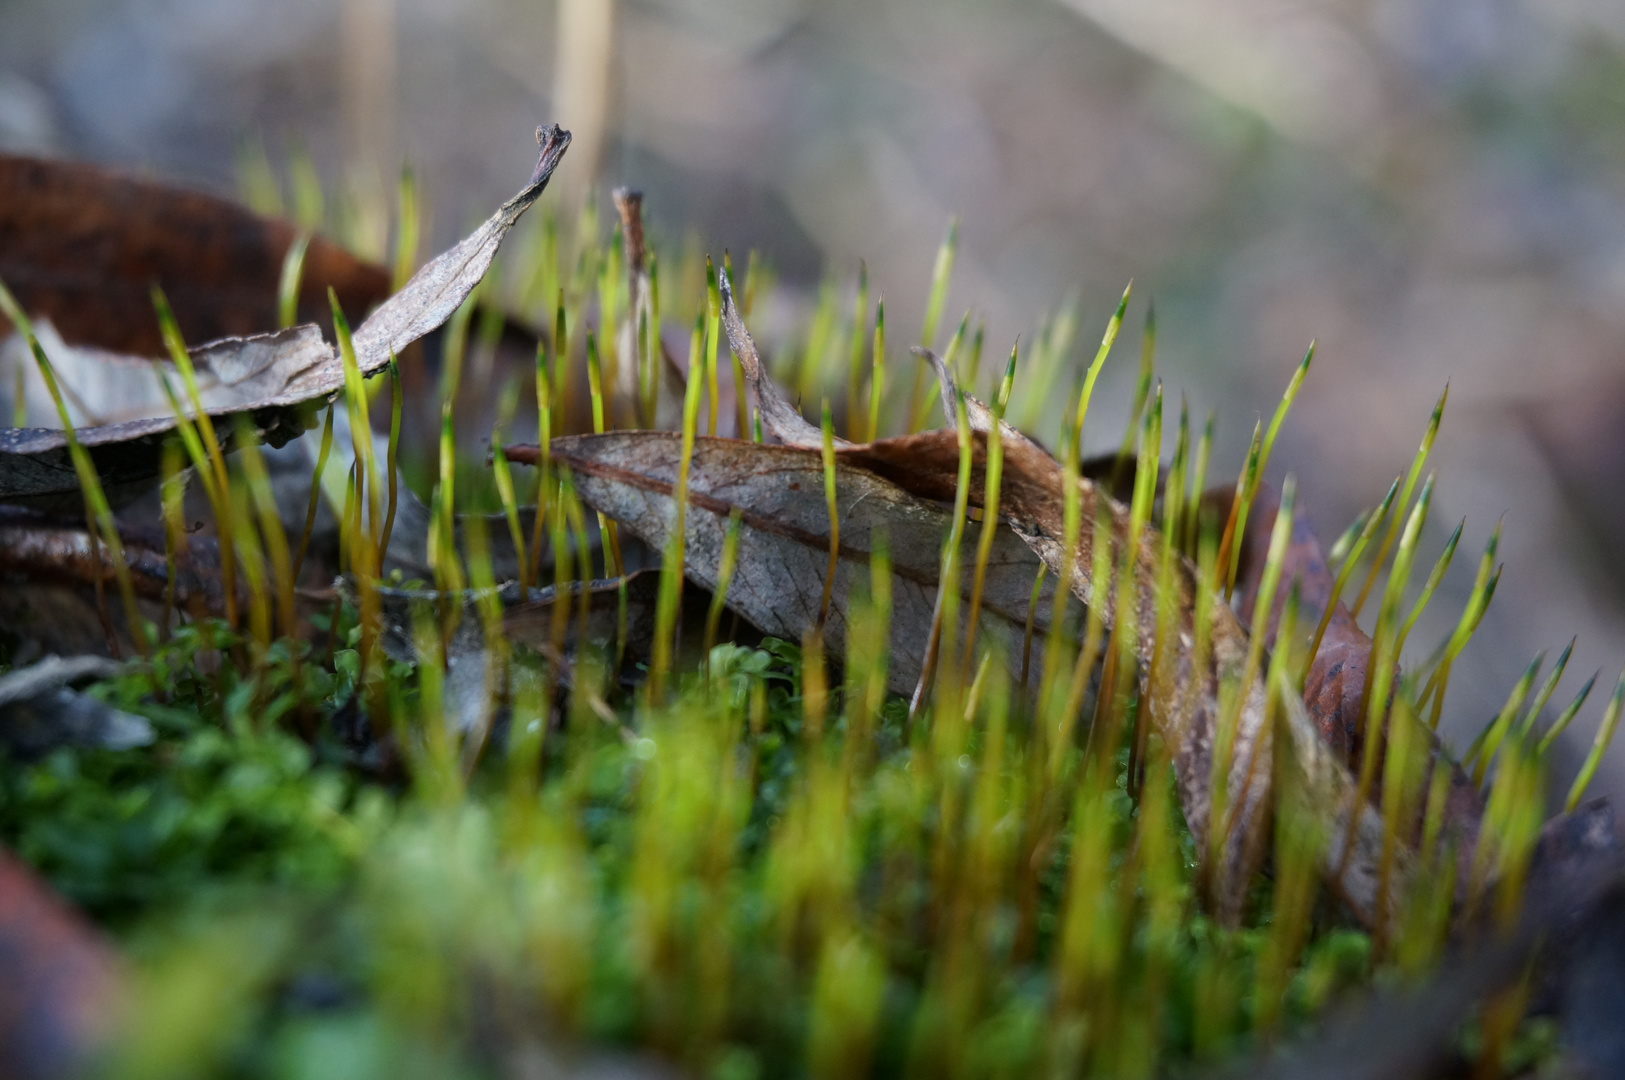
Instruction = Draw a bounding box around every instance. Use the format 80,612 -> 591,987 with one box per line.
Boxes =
3,0 -> 1625,801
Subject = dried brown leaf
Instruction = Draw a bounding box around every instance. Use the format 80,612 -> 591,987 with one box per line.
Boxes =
0,321 -> 332,431
1226,482 -> 1485,872
0,125 -> 571,504
0,155 -> 387,357
913,344 -> 1036,453
517,432 -> 1083,699
0,504 -> 231,617
850,429 -> 1405,924
891,347 -> 1426,923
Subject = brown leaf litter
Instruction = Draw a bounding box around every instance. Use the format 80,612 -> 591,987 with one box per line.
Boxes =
0,154 -> 387,358
520,433 -> 1084,703
0,125 -> 571,505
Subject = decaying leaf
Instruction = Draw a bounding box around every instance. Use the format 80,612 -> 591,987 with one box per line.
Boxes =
0,654 -> 153,761
915,344 -> 1037,456
0,125 -> 571,504
519,433 -> 1085,702
0,321 -> 332,432
0,505 -> 231,614
0,465 -> 563,664
845,430 -> 1288,920
1224,481 -> 1370,755
1227,482 -> 1486,867
821,341 -> 1274,919
0,154 -> 388,358
0,324 -> 337,508
345,126 -> 569,381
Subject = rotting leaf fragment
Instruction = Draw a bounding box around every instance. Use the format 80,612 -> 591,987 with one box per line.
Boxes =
510,432 -> 1085,700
